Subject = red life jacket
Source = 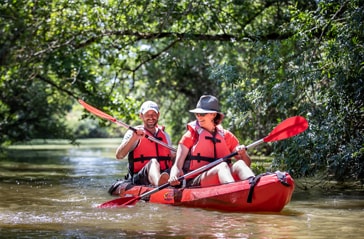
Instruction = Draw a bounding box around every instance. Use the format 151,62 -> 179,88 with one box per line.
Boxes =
183,121 -> 231,172
128,126 -> 172,175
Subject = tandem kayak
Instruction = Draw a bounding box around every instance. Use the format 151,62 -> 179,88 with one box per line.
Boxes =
106,171 -> 295,212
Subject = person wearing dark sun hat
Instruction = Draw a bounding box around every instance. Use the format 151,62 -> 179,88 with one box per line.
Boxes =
169,95 -> 254,187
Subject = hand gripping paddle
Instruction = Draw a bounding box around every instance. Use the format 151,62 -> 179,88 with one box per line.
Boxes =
78,99 -> 176,152
97,116 -> 308,208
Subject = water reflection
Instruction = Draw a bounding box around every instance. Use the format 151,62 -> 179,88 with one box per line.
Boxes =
0,139 -> 363,238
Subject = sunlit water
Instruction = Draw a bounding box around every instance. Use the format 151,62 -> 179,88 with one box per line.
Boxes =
0,139 -> 363,238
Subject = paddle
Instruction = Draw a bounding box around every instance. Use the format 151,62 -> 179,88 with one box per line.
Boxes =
97,116 -> 308,208
78,99 -> 176,152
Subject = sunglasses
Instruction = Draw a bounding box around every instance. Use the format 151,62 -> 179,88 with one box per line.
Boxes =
195,113 -> 208,117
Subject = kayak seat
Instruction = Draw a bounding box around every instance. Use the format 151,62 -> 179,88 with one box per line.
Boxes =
108,179 -> 134,196
247,171 -> 291,203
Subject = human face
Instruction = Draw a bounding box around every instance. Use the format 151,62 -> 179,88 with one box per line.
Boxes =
195,112 -> 216,129
141,110 -> 159,130
194,113 -> 208,117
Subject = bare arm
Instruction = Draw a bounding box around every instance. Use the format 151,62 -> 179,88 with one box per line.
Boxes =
226,131 -> 251,166
115,129 -> 144,160
164,131 -> 176,160
169,143 -> 189,185
234,145 -> 251,167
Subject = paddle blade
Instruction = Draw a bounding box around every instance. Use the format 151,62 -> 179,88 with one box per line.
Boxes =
97,196 -> 141,208
264,116 -> 308,142
78,99 -> 116,122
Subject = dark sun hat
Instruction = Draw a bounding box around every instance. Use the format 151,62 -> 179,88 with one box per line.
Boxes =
189,95 -> 224,116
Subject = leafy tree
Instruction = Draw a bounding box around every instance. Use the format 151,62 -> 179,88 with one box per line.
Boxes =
0,0 -> 363,184
214,0 -> 364,182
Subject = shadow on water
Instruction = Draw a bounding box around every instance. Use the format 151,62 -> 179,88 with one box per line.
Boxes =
1,139 -> 363,238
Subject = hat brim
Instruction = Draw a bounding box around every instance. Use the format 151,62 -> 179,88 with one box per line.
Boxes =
141,108 -> 159,114
189,108 -> 218,114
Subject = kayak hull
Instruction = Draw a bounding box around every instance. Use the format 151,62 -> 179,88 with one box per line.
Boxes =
114,171 -> 294,212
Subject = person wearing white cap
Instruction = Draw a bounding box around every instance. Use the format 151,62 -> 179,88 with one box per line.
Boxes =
169,95 -> 254,187
116,101 -> 174,186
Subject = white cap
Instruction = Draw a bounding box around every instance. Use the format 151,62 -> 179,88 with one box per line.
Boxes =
140,101 -> 159,114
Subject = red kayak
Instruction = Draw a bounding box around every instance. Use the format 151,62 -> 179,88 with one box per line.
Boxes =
80,104 -> 305,212
110,171 -> 294,212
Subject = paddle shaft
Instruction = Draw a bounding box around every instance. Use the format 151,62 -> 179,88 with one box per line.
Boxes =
78,100 -> 176,152
98,115 -> 308,207
114,118 -> 176,152
126,139 -> 267,202
99,139 -> 272,207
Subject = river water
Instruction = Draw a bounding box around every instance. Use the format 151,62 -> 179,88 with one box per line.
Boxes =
0,139 -> 363,238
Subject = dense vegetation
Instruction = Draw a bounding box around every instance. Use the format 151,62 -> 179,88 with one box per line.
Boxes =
1,0 -> 363,184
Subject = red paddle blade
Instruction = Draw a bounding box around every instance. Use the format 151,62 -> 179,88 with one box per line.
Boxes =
97,196 -> 141,208
264,116 -> 308,142
78,99 -> 116,122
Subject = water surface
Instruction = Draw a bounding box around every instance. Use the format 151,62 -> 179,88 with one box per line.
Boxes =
0,139 -> 363,238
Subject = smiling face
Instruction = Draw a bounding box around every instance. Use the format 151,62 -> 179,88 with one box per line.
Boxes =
195,113 -> 217,131
140,110 -> 159,131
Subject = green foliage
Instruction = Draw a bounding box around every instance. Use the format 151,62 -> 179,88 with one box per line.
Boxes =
209,0 -> 364,182
0,0 -> 363,184
266,0 -> 363,182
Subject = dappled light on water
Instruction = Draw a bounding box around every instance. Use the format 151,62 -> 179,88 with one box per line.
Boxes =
0,139 -> 363,238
